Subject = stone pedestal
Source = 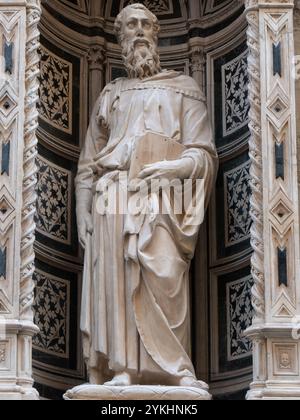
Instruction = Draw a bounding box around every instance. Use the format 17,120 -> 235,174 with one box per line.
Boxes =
64,385 -> 211,401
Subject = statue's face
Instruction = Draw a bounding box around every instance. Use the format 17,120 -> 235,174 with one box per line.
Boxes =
280,353 -> 290,367
122,8 -> 155,50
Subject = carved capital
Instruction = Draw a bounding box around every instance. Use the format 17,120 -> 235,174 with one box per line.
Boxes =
189,47 -> 205,73
87,46 -> 105,71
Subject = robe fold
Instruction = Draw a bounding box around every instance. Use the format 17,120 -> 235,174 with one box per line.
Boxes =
76,70 -> 218,383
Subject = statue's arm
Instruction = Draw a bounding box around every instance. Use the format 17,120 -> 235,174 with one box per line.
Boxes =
75,93 -> 109,248
181,96 -> 218,208
138,96 -> 218,186
181,97 -> 217,176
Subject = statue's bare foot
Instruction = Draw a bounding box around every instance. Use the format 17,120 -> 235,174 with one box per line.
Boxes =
104,372 -> 132,387
179,376 -> 209,391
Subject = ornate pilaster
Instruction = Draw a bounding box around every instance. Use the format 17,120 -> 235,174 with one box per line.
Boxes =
246,0 -> 300,400
0,0 -> 40,399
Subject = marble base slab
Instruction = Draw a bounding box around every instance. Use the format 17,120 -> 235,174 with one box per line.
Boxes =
0,386 -> 39,400
64,384 -> 212,400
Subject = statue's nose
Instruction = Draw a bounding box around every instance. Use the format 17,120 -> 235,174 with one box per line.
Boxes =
136,22 -> 144,37
136,28 -> 144,37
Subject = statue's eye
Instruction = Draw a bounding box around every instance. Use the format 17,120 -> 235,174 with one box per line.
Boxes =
143,22 -> 151,30
127,22 -> 135,29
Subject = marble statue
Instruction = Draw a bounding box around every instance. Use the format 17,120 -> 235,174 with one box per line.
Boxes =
75,3 -> 218,391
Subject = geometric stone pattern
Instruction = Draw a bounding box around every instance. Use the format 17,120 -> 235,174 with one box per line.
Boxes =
264,11 -> 298,316
36,155 -> 71,244
227,275 -> 254,361
39,45 -> 72,134
0,9 -> 23,314
224,160 -> 251,246
222,50 -> 250,136
33,269 -> 69,358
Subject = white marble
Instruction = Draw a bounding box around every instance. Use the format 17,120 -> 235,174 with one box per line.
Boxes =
0,0 -> 40,400
64,384 -> 211,401
74,3 -> 217,391
245,2 -> 300,401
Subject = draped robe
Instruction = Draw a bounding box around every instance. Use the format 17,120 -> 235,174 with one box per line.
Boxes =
75,70 -> 218,383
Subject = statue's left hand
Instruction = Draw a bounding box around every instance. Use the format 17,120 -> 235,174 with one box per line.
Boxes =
138,157 -> 194,183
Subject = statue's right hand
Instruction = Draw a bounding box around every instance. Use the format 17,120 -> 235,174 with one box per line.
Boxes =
77,212 -> 93,249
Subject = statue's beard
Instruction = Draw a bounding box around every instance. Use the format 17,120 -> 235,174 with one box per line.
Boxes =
122,39 -> 161,79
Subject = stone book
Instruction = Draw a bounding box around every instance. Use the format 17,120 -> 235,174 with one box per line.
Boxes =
129,132 -> 186,180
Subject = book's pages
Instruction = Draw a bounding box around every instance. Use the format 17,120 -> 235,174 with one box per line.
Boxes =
129,132 -> 186,180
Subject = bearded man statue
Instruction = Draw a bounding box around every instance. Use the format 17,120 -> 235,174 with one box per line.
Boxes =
75,3 -> 218,391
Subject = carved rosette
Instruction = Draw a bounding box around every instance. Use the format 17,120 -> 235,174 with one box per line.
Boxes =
20,0 -> 41,320
245,1 -> 265,323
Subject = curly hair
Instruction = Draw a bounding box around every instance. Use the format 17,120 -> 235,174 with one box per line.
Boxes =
114,3 -> 160,45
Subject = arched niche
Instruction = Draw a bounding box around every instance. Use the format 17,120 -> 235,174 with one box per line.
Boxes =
33,0 -> 251,400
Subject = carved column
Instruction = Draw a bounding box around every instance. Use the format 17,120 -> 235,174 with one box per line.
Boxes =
0,0 -> 40,399
189,42 -> 206,93
246,0 -> 300,400
87,46 -> 105,116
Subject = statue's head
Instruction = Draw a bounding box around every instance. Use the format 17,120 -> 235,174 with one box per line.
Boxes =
114,3 -> 161,79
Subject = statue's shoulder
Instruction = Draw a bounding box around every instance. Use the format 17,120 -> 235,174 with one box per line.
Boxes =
160,71 -> 206,102
101,77 -> 127,93
173,73 -> 202,93
95,77 -> 128,110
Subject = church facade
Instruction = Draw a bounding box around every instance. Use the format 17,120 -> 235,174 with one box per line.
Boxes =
0,0 -> 300,400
